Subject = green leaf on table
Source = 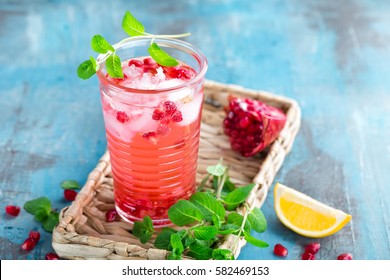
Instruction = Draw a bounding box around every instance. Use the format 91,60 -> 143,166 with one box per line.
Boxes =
34,208 -> 49,222
60,180 -> 81,190
154,228 -> 177,250
42,212 -> 59,232
77,59 -> 96,80
227,212 -> 251,233
193,226 -> 218,241
132,216 -> 154,244
248,208 -> 267,233
24,197 -> 51,215
91,34 -> 114,54
207,163 -> 226,177
212,249 -> 234,260
106,54 -> 123,78
218,224 -> 240,235
244,232 -> 269,248
224,183 -> 256,210
168,200 -> 203,226
122,11 -> 145,36
190,192 -> 225,222
148,43 -> 179,67
188,241 -> 213,260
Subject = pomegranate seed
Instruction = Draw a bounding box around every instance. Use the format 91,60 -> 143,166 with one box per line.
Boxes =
172,111 -> 183,122
29,231 -> 40,242
337,253 -> 353,260
143,65 -> 157,74
157,125 -> 171,136
45,252 -> 60,260
128,59 -> 143,67
21,238 -> 36,251
143,131 -> 158,144
305,242 -> 321,254
5,205 -> 20,217
273,243 -> 288,257
64,189 -> 77,201
143,57 -> 156,65
116,111 -> 130,123
301,252 -> 315,260
163,101 -> 177,116
152,108 -> 165,120
106,209 -> 117,222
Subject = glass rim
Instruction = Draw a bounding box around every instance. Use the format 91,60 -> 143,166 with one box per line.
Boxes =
96,37 -> 208,94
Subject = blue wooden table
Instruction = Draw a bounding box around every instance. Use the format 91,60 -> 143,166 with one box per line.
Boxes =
1,0 -> 390,260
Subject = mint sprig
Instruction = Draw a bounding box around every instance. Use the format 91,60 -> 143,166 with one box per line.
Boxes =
23,197 -> 59,232
132,160 -> 268,260
77,10 -> 190,80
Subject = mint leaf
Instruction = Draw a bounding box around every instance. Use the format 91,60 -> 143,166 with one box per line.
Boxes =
188,241 -> 213,260
122,11 -> 145,36
24,197 -> 51,215
34,208 -> 49,222
90,56 -> 98,71
244,232 -> 269,248
91,34 -> 114,54
106,54 -> 123,78
223,176 -> 236,193
218,224 -> 240,235
132,216 -> 154,244
207,163 -> 226,177
154,228 -> 177,250
77,59 -> 96,80
224,183 -> 256,210
227,212 -> 251,233
42,212 -> 59,232
212,249 -> 234,260
193,226 -> 218,241
170,233 -> 184,254
60,180 -> 80,190
148,43 -> 179,67
211,214 -> 221,229
190,192 -> 225,222
248,208 -> 267,233
168,200 -> 203,226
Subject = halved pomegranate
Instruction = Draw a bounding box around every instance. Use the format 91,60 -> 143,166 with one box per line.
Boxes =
223,96 -> 287,157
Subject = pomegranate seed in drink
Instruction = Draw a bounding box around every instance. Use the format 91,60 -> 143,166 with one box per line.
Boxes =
304,242 -> 321,254
152,108 -> 165,120
64,189 -> 77,201
45,252 -> 60,260
28,231 -> 40,242
301,252 -> 315,260
128,59 -> 143,67
106,209 -> 117,222
21,238 -> 36,251
116,111 -> 130,123
172,111 -> 183,122
273,243 -> 288,257
337,253 -> 353,260
163,101 -> 177,116
5,205 -> 20,217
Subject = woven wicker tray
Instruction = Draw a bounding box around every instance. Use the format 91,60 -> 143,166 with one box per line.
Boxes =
52,80 -> 301,260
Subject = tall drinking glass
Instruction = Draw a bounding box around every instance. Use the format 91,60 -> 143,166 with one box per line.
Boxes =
96,38 -> 207,227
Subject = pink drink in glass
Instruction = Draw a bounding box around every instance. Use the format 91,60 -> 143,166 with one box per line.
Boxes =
97,38 -> 207,227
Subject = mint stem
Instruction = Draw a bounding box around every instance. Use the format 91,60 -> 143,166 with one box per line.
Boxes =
232,203 -> 250,253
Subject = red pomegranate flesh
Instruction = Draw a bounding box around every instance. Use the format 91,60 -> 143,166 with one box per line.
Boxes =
223,96 -> 287,157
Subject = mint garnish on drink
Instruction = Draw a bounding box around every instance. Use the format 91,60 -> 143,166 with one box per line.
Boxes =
77,10 -> 190,80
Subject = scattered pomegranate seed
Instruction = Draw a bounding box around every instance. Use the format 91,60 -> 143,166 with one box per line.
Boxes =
128,59 -> 143,67
116,111 -> 130,123
337,253 -> 353,260
152,108 -> 165,120
29,231 -> 40,242
301,252 -> 315,260
21,238 -> 37,251
163,101 -> 177,116
172,111 -> 183,122
273,243 -> 288,257
64,189 -> 77,201
45,252 -> 60,260
5,205 -> 20,217
106,209 -> 117,222
305,242 -> 321,255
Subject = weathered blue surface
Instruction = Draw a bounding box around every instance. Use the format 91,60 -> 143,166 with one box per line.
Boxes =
1,0 -> 390,260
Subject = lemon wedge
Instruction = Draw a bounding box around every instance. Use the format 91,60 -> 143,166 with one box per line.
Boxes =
274,183 -> 352,238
